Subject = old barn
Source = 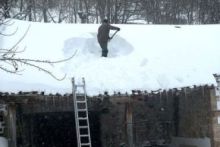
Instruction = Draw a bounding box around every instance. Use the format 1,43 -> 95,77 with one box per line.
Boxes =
1,20 -> 220,147
0,75 -> 220,147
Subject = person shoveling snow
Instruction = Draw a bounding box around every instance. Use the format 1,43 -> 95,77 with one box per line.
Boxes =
97,19 -> 120,57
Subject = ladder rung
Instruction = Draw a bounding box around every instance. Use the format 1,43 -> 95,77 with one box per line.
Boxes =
80,134 -> 89,137
81,143 -> 91,146
76,93 -> 85,96
78,117 -> 88,120
76,100 -> 86,102
79,126 -> 89,129
76,85 -> 84,87
77,101 -> 86,103
77,109 -> 87,112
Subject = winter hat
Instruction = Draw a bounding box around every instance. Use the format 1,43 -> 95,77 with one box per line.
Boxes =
103,19 -> 109,23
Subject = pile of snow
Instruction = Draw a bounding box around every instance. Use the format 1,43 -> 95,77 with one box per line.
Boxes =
0,19 -> 220,95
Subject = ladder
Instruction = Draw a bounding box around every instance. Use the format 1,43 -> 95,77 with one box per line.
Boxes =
72,78 -> 92,147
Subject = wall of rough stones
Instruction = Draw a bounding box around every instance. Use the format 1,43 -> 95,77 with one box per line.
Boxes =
0,85 -> 216,147
98,86 -> 214,147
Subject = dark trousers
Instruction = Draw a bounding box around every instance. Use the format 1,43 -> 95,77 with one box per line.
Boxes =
99,41 -> 108,57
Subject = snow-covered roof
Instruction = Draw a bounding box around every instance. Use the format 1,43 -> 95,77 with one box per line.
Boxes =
0,19 -> 220,96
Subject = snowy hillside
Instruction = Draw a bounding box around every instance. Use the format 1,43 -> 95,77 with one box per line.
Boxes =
0,19 -> 220,95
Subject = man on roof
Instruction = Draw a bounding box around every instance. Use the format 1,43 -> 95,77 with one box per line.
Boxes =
97,19 -> 120,57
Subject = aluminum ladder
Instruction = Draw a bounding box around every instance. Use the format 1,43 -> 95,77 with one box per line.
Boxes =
72,78 -> 92,147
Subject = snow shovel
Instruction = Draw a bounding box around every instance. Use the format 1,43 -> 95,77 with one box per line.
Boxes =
109,30 -> 119,40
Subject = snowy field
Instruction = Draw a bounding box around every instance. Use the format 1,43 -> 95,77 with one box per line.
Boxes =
0,19 -> 220,95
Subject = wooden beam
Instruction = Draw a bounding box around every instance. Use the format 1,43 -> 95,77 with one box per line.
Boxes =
8,104 -> 17,147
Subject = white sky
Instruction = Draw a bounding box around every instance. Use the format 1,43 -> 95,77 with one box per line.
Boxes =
0,19 -> 220,96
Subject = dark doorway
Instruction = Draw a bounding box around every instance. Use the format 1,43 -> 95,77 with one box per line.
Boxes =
32,112 -> 76,147
17,111 -> 101,147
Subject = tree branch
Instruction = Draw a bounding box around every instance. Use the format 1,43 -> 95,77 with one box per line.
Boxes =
18,59 -> 67,81
0,19 -> 76,81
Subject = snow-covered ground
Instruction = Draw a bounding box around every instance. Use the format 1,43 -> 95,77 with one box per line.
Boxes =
0,137 -> 8,147
0,19 -> 220,95
170,137 -> 211,147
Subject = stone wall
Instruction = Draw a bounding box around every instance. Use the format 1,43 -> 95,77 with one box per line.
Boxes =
176,86 -> 212,138
98,86 -> 214,147
98,96 -> 128,147
210,82 -> 220,147
211,111 -> 220,147
0,85 -> 216,147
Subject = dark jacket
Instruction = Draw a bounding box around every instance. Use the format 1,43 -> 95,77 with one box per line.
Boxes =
97,23 -> 119,43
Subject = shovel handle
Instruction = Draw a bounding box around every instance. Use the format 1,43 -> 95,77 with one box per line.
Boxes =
110,30 -> 119,40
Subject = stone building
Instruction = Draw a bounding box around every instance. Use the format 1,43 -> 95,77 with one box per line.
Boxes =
1,77 -> 220,147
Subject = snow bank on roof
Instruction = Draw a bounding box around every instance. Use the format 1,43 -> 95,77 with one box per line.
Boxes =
0,19 -> 220,95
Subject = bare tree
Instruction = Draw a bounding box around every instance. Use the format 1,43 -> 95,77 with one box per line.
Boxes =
0,17 -> 75,80
3,0 -> 220,24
